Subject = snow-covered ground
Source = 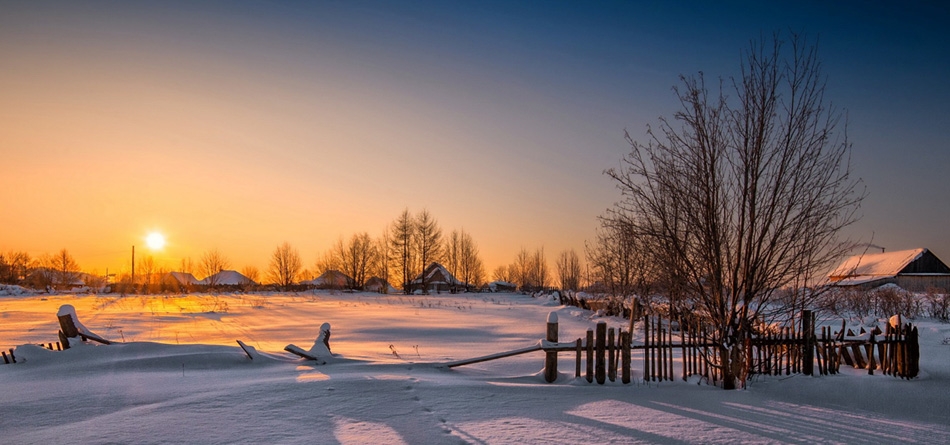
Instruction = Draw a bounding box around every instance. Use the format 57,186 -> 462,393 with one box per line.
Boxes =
1,292 -> 948,444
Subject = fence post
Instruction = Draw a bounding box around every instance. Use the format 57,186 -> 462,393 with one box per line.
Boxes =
595,321 -> 606,384
643,316 -> 651,382
575,338 -> 582,378
544,312 -> 559,383
607,328 -> 616,382
621,331 -> 631,384
802,310 -> 814,376
586,329 -> 594,383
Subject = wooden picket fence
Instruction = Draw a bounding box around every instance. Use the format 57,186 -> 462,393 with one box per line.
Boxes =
641,310 -> 921,384
443,309 -> 921,385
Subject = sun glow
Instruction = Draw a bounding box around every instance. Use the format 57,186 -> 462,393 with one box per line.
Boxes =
146,232 -> 166,250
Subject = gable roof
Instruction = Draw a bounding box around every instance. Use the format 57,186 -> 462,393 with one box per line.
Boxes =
201,270 -> 254,286
165,271 -> 201,285
411,262 -> 462,286
302,270 -> 353,287
830,248 -> 925,279
829,248 -> 950,285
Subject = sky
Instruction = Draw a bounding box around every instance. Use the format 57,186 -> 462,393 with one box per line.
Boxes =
1,0 -> 949,278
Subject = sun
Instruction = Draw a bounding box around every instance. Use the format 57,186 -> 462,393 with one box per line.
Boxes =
145,232 -> 166,250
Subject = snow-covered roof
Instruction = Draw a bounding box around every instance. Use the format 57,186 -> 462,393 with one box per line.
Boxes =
201,270 -> 254,286
165,271 -> 201,285
302,270 -> 352,287
411,262 -> 461,286
829,248 -> 925,280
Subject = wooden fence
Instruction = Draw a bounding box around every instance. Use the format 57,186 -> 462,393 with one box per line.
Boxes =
641,310 -> 920,384
446,310 -> 920,385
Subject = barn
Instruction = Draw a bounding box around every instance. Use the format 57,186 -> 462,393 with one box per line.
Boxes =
828,248 -> 950,291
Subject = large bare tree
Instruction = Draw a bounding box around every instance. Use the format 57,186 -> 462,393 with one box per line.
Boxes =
268,242 -> 302,290
605,33 -> 863,389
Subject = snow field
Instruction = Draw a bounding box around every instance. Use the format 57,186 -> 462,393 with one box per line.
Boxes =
1,292 -> 949,444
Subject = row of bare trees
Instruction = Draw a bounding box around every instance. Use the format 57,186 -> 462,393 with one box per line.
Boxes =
0,249 -> 83,291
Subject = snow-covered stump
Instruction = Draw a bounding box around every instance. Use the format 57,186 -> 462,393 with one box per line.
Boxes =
56,304 -> 111,348
543,312 -> 558,383
284,323 -> 332,363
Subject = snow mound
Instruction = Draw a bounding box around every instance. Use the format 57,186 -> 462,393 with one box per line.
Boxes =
0,284 -> 31,297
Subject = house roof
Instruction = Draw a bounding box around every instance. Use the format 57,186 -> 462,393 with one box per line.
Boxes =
302,270 -> 352,287
829,248 -> 926,280
201,270 -> 254,286
411,262 -> 461,286
165,271 -> 200,285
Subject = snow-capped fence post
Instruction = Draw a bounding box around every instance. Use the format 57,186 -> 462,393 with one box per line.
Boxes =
543,312 -> 558,383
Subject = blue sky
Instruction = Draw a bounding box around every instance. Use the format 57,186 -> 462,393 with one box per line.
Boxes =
1,0 -> 948,272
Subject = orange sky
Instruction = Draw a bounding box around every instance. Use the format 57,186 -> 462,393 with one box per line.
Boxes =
3,2 -> 950,279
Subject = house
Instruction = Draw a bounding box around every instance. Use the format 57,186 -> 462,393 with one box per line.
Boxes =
363,276 -> 397,294
485,280 -> 517,293
303,270 -> 353,290
409,262 -> 463,294
161,271 -> 201,292
828,248 -> 950,291
200,270 -> 256,288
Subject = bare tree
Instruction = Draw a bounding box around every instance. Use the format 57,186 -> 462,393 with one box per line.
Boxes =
445,230 -> 462,289
335,232 -> 376,289
389,209 -> 416,294
528,247 -> 549,291
200,248 -> 231,289
457,229 -> 484,291
48,249 -> 81,291
605,33 -> 863,389
0,251 -> 32,285
139,255 -> 156,294
241,265 -> 260,290
556,249 -> 582,291
445,228 -> 484,291
179,257 -> 195,274
313,249 -> 339,279
512,248 -> 531,291
268,242 -> 302,290
414,209 -> 443,293
491,265 -> 513,283
369,231 -> 391,284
